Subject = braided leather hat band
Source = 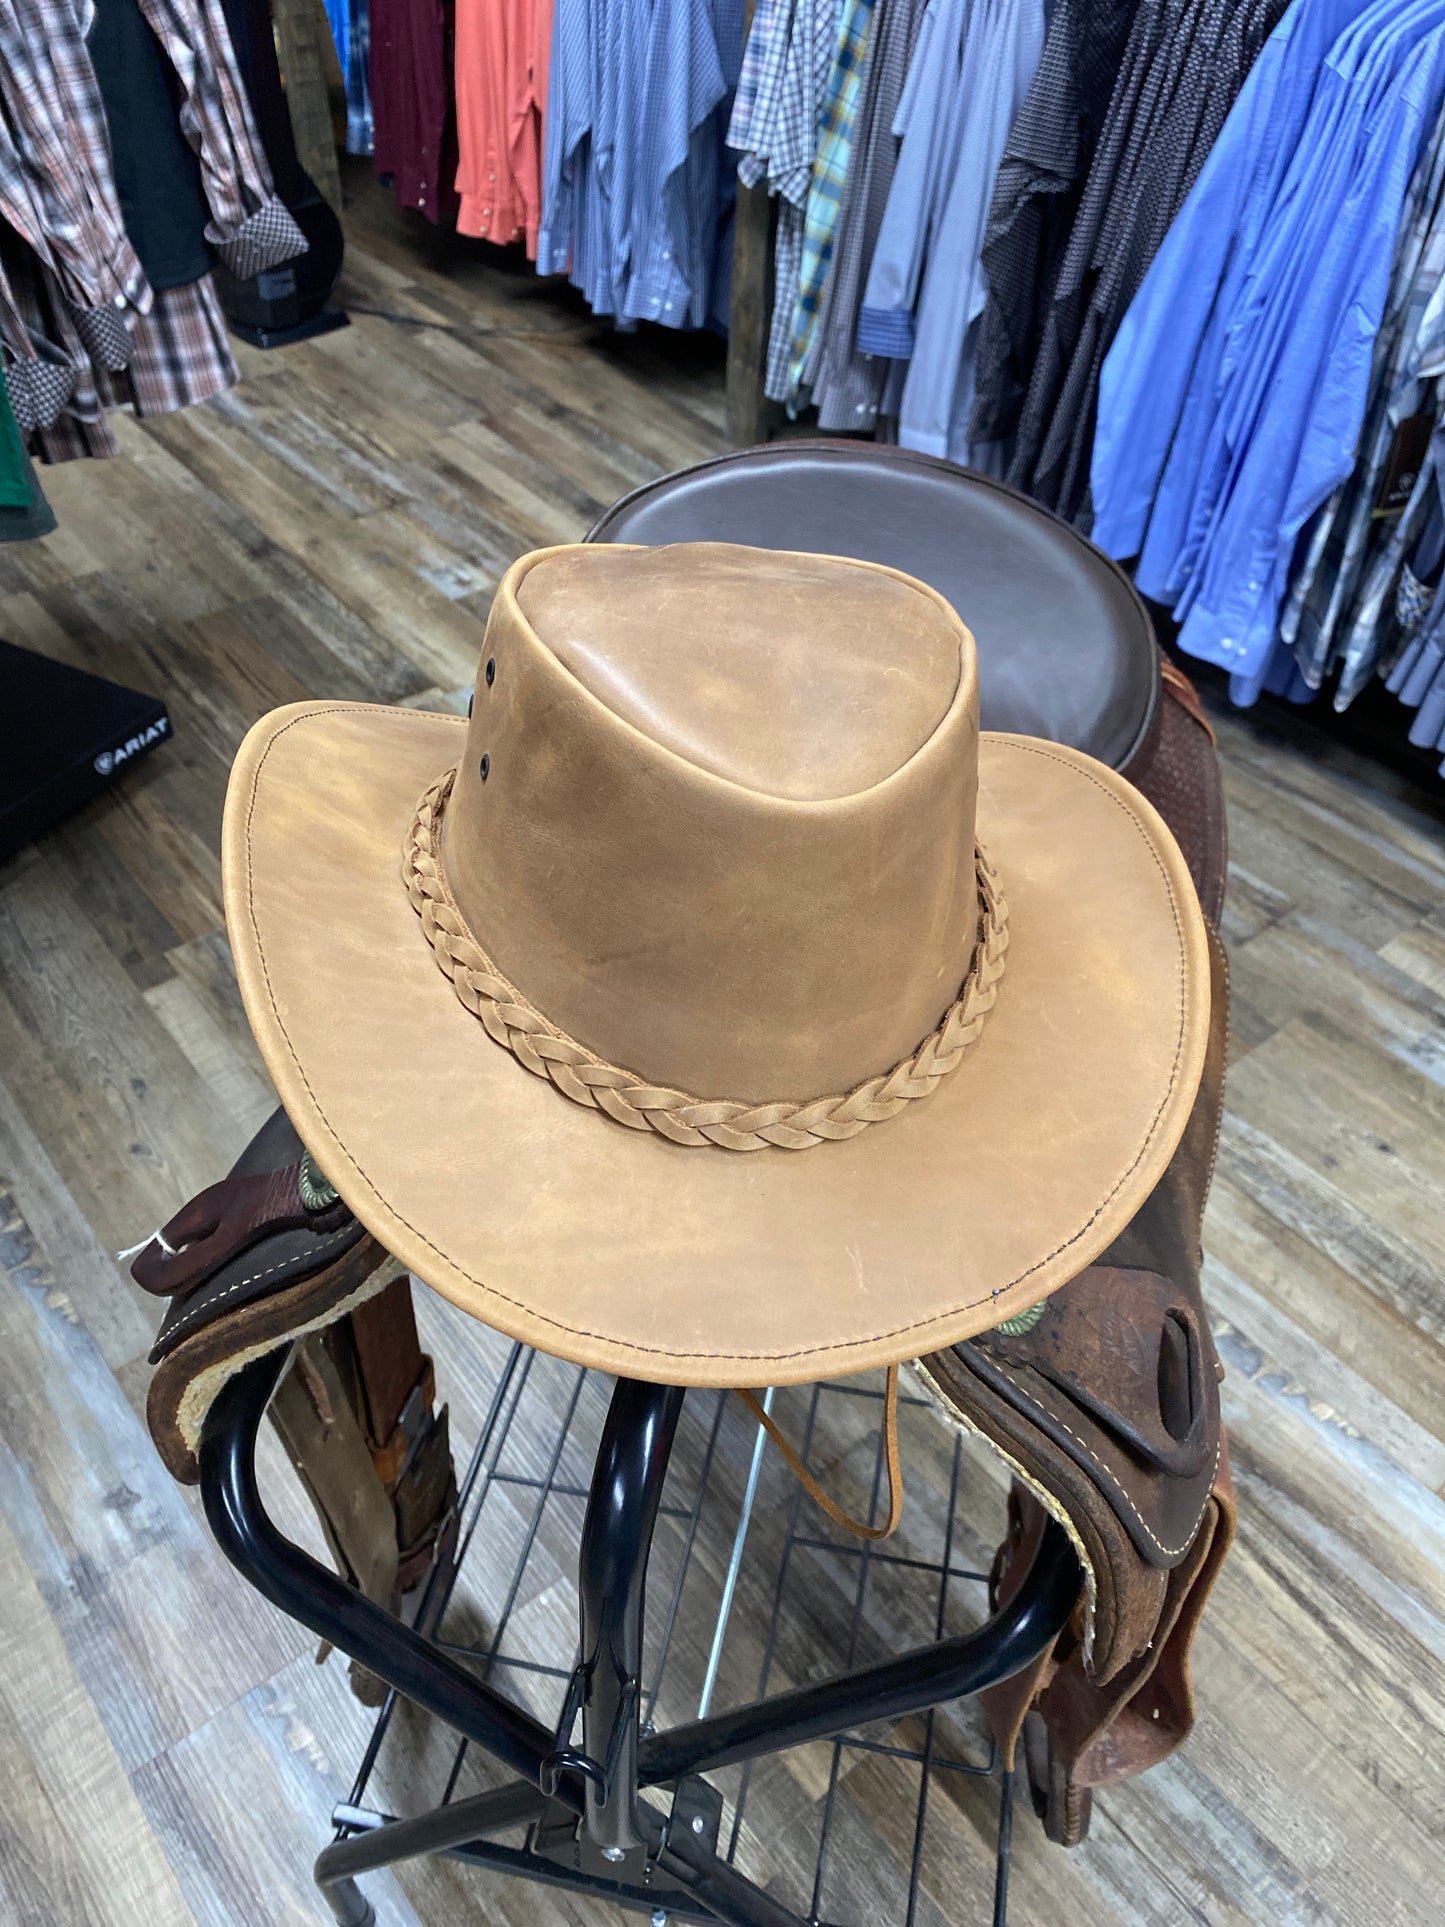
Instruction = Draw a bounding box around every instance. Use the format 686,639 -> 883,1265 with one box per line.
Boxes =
403,768 -> 1010,1152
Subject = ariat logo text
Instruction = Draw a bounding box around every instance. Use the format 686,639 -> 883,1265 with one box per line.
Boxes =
94,718 -> 168,776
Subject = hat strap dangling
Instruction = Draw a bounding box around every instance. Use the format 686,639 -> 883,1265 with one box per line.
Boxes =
733,1364 -> 903,1540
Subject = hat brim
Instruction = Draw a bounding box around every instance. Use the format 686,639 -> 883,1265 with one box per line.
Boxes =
223,703 -> 1209,1387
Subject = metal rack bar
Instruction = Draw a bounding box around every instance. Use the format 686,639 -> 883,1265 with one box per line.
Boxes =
200,1342 -> 1080,1926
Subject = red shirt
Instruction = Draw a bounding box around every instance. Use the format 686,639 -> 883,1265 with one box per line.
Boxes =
371,0 -> 457,225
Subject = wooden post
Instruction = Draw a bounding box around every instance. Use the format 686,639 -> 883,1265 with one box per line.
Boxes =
725,0 -> 776,449
726,177 -> 774,448
273,0 -> 345,215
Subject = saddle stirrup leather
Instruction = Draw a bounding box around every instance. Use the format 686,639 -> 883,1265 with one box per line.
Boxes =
916,663 -> 1234,1846
141,1107 -> 458,1699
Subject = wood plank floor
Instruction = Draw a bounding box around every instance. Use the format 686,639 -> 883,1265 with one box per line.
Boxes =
3,167 -> 1445,1925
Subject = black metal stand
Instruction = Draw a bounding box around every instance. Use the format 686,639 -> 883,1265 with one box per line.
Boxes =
199,1343 -> 1081,1926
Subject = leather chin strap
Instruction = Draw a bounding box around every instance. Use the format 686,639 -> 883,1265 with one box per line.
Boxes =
735,1364 -> 903,1541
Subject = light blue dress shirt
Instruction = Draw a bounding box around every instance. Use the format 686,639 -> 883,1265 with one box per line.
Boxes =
1182,15 -> 1445,700
1091,0 -> 1445,701
538,0 -> 740,327
624,0 -> 740,325
1090,0 -> 1378,570
856,0 -> 1043,459
856,0 -> 970,362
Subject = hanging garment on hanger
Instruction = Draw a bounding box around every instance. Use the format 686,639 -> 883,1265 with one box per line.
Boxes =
785,0 -> 878,406
621,0 -> 743,326
1002,0 -> 1284,522
729,0 -> 836,394
455,0 -> 551,253
858,0 -> 1044,460
1110,1 -> 1445,701
1092,0 -> 1380,571
370,0 -> 457,222
539,0 -> 740,325
130,0 -> 309,270
1280,91 -> 1445,692
0,0 -> 288,460
981,0 -> 1174,496
3,232 -> 122,459
535,0 -> 589,280
855,0 -> 968,368
118,276 -> 240,413
348,0 -> 375,152
0,278 -> 75,432
324,0 -> 352,121
969,0 -> 1139,453
28,273 -> 239,459
809,0 -> 927,431
1384,455 -> 1445,769
538,0 -> 639,316
87,0 -> 213,289
0,0 -> 151,340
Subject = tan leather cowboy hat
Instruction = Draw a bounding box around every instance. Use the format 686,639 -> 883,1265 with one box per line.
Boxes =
223,542 -> 1209,1387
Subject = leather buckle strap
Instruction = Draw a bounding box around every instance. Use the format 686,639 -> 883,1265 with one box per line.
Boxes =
130,1156 -> 350,1298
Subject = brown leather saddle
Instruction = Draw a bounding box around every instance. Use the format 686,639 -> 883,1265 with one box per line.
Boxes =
590,443 -> 1234,1845
143,442 -> 1232,1836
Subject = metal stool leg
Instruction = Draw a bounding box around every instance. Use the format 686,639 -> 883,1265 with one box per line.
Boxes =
320,1873 -> 375,1926
198,1346 -> 1080,1924
575,1379 -> 686,1868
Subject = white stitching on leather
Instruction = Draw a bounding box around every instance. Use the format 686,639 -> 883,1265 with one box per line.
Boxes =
993,1362 -> 1218,1560
158,1228 -> 356,1348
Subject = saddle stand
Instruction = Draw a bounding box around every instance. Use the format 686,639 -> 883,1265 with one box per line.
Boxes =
199,1342 -> 1080,1927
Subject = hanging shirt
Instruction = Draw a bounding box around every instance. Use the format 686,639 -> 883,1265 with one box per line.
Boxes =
455,0 -> 552,252
1091,0 -> 1380,570
539,0 -> 740,326
371,0 -> 456,223
809,0 -> 927,431
1280,90 -> 1445,691
999,0 -> 1284,520
786,0 -> 877,405
856,0 -> 969,364
324,0 -> 350,90
1167,10 -> 1445,699
135,0 -> 310,270
88,0 -> 212,289
623,0 -> 741,325
1024,0 -> 1284,521
969,0 -> 1139,450
0,0 -> 151,318
857,0 -> 1044,460
346,0 -> 375,153
730,0 -> 835,396
919,0 -> 1043,461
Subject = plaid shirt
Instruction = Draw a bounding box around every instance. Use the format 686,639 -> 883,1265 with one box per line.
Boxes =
730,0 -> 836,398
0,0 -> 255,457
121,275 -> 240,417
0,0 -> 150,314
137,0 -> 308,275
785,0 -> 875,407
